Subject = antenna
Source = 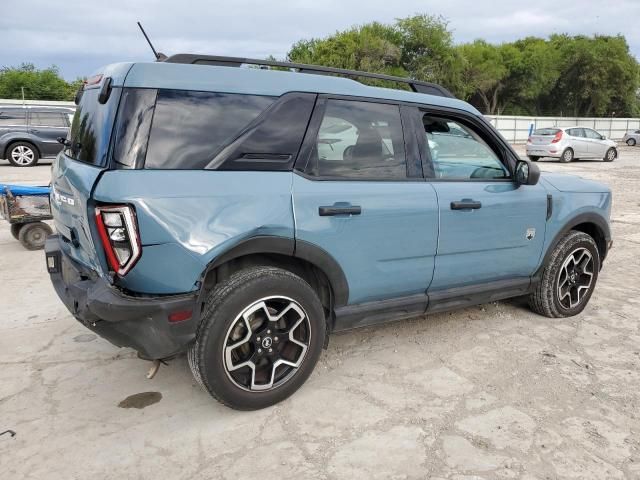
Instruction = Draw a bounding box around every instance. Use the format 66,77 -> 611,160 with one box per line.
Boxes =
137,22 -> 166,61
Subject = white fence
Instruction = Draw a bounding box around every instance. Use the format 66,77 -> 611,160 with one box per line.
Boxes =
0,98 -> 75,108
486,115 -> 640,144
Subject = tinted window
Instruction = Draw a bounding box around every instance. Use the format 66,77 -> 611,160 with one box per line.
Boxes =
145,90 -> 274,169
208,92 -> 316,171
423,115 -> 509,180
566,128 -> 584,137
111,88 -> 157,169
308,99 -> 406,179
66,87 -> 120,166
31,112 -> 67,127
0,110 -> 26,126
533,128 -> 560,136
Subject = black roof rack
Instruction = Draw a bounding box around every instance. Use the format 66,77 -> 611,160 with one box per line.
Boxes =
164,54 -> 455,99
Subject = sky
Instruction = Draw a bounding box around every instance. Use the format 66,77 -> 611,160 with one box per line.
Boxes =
1,0 -> 639,80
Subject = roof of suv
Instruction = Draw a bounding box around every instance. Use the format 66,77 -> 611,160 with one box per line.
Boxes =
101,61 -> 481,116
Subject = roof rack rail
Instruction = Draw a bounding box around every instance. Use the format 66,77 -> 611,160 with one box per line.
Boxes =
163,54 -> 455,98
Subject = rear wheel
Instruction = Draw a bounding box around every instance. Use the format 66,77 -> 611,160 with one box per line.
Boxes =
529,231 -> 600,318
18,222 -> 52,250
10,224 -> 23,240
560,148 -> 574,163
527,156 -> 540,162
7,142 -> 39,167
627,138 -> 636,146
188,266 -> 326,410
604,147 -> 616,162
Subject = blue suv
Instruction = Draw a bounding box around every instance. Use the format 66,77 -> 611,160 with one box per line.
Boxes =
45,55 -> 612,410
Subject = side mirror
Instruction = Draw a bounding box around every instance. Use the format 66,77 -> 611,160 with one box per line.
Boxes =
515,159 -> 540,186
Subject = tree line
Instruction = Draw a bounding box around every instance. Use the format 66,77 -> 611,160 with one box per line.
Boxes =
2,15 -> 639,116
288,15 -> 640,117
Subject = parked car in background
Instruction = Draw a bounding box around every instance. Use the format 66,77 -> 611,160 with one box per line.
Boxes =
622,129 -> 640,146
526,126 -> 617,163
46,57 -> 612,410
0,107 -> 74,167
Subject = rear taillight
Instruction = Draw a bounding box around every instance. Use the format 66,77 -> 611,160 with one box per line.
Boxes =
527,136 -> 532,144
551,131 -> 563,143
95,205 -> 141,276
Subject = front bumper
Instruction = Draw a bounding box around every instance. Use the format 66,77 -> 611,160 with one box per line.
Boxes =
45,235 -> 200,359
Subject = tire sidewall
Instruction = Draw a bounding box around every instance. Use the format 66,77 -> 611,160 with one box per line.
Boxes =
18,222 -> 52,250
8,142 -> 39,167
549,234 -> 600,316
196,269 -> 326,410
604,148 -> 616,162
560,148 -> 573,163
627,139 -> 636,146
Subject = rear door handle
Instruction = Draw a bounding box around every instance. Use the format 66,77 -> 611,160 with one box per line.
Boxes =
319,205 -> 362,216
450,200 -> 482,210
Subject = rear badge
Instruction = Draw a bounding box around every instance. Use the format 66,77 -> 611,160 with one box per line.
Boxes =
526,228 -> 536,241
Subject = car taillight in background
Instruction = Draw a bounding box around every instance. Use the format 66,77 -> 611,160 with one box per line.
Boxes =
551,131 -> 563,143
95,205 -> 141,276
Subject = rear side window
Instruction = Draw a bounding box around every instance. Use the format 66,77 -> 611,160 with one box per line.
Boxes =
566,128 -> 584,137
31,112 -> 67,127
144,90 -> 274,169
534,128 -> 560,136
0,110 -> 26,126
111,88 -> 157,169
307,99 -> 407,180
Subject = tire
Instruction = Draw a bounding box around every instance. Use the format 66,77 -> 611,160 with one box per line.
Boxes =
627,138 -> 636,146
10,223 -> 23,241
189,266 -> 326,410
559,148 -> 574,163
7,142 -> 39,167
603,147 -> 616,162
527,156 -> 540,162
528,231 -> 600,318
18,222 -> 52,250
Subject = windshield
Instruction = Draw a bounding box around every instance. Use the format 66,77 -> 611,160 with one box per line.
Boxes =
65,87 -> 119,166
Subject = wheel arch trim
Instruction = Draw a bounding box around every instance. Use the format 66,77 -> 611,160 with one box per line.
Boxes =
537,212 -> 611,278
200,235 -> 349,308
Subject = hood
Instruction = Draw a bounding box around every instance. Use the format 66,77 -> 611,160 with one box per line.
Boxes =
540,172 -> 611,193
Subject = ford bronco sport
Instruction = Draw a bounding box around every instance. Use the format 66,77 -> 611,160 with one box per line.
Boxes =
45,55 -> 612,410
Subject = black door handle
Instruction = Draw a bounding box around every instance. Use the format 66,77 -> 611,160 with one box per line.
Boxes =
451,200 -> 482,210
319,205 -> 362,216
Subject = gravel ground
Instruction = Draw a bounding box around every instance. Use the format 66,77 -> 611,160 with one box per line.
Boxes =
1,146 -> 639,479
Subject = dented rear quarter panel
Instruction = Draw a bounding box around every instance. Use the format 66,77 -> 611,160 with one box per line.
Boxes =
93,170 -> 294,294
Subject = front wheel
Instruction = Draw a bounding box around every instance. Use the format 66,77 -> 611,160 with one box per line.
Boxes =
188,266 -> 326,410
559,148 -> 574,163
603,148 -> 616,162
529,231 -> 600,318
527,156 -> 540,162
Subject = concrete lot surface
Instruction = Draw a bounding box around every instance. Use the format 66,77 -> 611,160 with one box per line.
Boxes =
1,148 -> 639,479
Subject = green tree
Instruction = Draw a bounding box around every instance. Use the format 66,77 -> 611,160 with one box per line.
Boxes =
0,63 -> 72,101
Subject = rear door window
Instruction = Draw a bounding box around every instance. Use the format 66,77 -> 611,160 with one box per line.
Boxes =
306,99 -> 407,180
144,90 -> 274,169
566,128 -> 585,137
31,112 -> 67,127
0,110 -> 26,126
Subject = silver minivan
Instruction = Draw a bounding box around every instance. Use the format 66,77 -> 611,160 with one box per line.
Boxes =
526,126 -> 617,163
